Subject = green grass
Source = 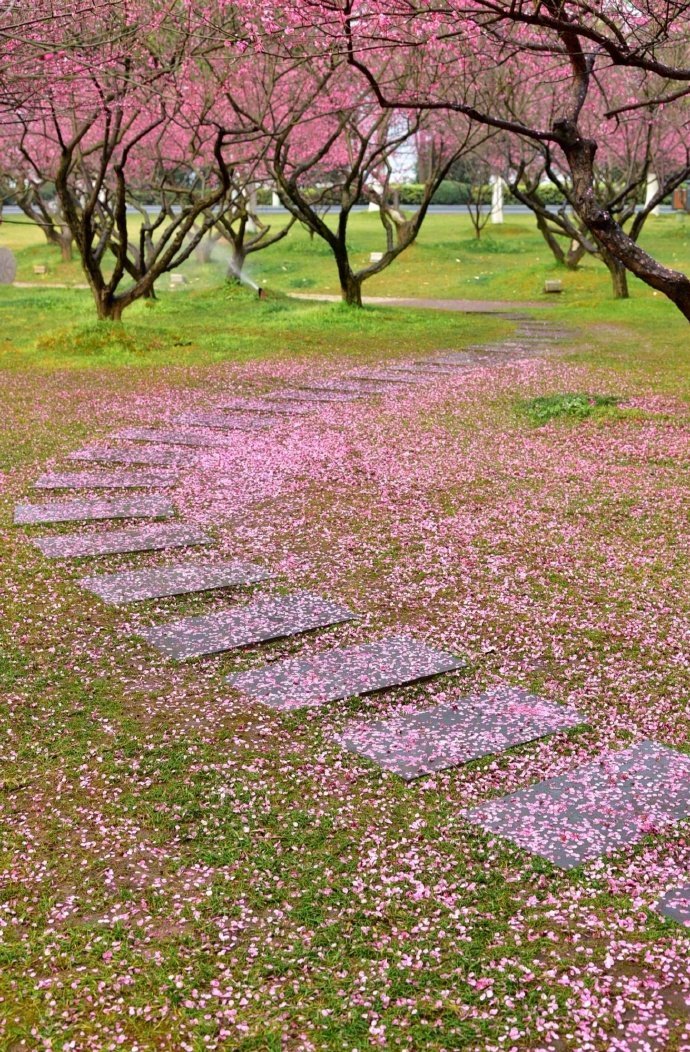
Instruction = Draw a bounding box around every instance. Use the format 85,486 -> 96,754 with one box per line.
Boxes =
0,211 -> 689,1050
5,208 -> 690,308
519,391 -> 621,425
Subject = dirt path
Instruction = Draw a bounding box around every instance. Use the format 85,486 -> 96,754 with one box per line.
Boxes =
288,292 -> 553,312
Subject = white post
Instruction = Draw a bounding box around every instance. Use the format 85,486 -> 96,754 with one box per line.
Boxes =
645,172 -> 660,216
271,190 -> 281,208
490,175 -> 504,224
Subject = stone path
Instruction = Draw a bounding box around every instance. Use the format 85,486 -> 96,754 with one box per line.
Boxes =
12,316 -> 690,951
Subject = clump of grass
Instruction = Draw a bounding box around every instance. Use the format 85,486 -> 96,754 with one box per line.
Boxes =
520,391 -> 620,425
36,321 -> 166,359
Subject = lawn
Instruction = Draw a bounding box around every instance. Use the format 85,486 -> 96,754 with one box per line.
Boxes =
0,215 -> 689,1050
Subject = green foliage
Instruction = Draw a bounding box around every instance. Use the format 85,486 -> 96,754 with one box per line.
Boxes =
520,392 -> 620,425
505,183 -> 567,207
431,180 -> 468,205
395,181 -> 490,205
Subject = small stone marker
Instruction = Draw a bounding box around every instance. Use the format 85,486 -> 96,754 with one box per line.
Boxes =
69,445 -> 185,467
80,559 -> 270,604
0,248 -> 17,285
544,279 -> 563,294
655,885 -> 690,927
14,495 -> 174,526
116,427 -> 231,448
227,635 -> 463,710
32,523 -> 210,559
175,411 -> 274,432
34,469 -> 178,490
140,590 -> 356,661
169,273 -> 187,287
464,740 -> 690,870
338,687 -> 582,781
267,389 -> 363,404
369,251 -> 384,262
33,264 -> 47,276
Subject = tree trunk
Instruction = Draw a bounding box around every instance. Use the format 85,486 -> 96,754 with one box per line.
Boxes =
600,246 -> 629,299
334,249 -> 362,306
58,229 -> 73,262
565,240 -> 586,269
341,272 -> 363,306
535,212 -> 566,265
227,246 -> 246,283
195,238 -> 214,264
94,291 -> 125,321
556,120 -> 690,320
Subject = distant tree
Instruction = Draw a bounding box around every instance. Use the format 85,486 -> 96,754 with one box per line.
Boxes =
234,0 -> 690,319
220,53 -> 484,305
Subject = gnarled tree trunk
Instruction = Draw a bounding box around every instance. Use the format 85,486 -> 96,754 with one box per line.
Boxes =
557,121 -> 690,319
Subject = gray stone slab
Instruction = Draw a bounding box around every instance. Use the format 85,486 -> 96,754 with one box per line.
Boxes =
227,635 -> 463,710
215,397 -> 313,416
14,495 -> 174,526
35,469 -> 178,490
69,445 -> 186,467
32,523 -> 210,559
81,559 -> 270,604
296,380 -> 387,395
408,363 -> 470,376
428,352 -> 476,366
175,412 -> 275,432
464,740 -> 690,870
338,687 -> 583,781
348,369 -> 428,385
655,885 -> 690,927
141,590 -> 355,660
387,362 -> 458,377
267,388 -> 364,404
116,427 -> 232,448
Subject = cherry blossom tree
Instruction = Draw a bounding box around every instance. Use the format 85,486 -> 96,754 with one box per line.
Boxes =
1,2 -> 242,319
493,67 -> 690,298
234,0 -> 690,319
219,52 -> 483,305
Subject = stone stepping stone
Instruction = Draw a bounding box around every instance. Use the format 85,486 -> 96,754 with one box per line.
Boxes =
267,388 -> 363,404
34,469 -> 179,490
401,361 -> 470,376
387,362 -> 460,377
32,523 -> 210,559
655,885 -> 690,926
175,411 -> 275,432
425,355 -> 475,368
14,495 -> 174,526
116,427 -> 231,448
464,740 -> 690,870
337,687 -> 583,781
298,380 -> 388,395
215,397 -> 313,416
69,445 -> 185,467
227,635 -> 463,710
347,370 -> 427,385
80,559 -> 270,604
140,590 -> 356,661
